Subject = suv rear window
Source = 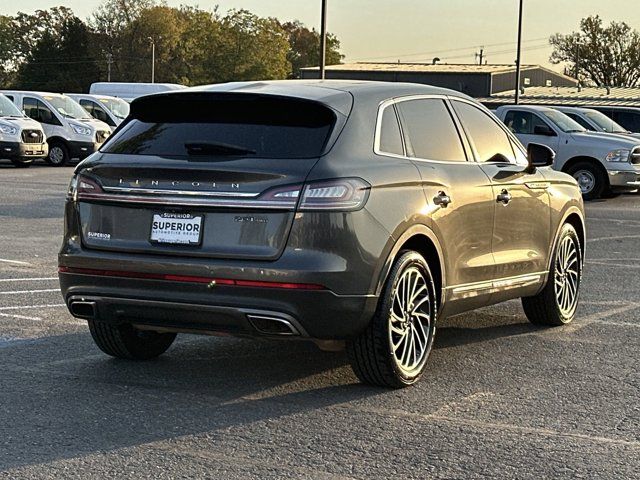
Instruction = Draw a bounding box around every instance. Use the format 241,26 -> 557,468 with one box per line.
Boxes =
102,93 -> 336,159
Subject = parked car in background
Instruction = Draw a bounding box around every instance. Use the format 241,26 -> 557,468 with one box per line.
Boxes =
495,105 -> 640,199
588,106 -> 640,133
0,93 -> 47,168
89,82 -> 187,102
2,91 -> 112,166
60,81 -> 585,388
551,106 -> 640,139
67,94 -> 130,128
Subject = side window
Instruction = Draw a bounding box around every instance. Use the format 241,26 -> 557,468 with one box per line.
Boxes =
5,95 -> 13,102
614,112 -> 640,132
566,113 -> 593,130
377,105 -> 404,156
396,99 -> 466,162
37,100 -> 59,125
502,110 -> 548,135
452,101 -> 516,163
92,102 -> 115,126
79,99 -> 94,115
510,138 -> 529,167
23,97 -> 39,121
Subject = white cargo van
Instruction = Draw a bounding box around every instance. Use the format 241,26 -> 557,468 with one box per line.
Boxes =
2,91 -> 112,166
67,93 -> 130,128
0,93 -> 48,168
89,82 -> 186,102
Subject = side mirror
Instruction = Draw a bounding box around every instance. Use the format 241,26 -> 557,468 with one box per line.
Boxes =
527,142 -> 555,172
533,124 -> 556,136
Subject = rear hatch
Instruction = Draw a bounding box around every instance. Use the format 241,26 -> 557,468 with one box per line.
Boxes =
75,91 -> 349,260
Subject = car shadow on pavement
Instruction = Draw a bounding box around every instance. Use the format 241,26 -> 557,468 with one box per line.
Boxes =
0,310 -> 539,472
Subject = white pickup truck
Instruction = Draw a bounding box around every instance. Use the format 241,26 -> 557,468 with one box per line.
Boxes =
495,105 -> 640,199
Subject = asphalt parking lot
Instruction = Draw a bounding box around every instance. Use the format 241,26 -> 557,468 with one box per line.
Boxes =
0,164 -> 638,479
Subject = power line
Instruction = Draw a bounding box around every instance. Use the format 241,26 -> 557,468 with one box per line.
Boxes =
349,36 -> 549,62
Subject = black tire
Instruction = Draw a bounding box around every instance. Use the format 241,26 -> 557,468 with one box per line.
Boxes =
522,223 -> 582,326
347,251 -> 437,388
10,158 -> 32,168
88,320 -> 176,360
565,161 -> 606,200
46,141 -> 70,166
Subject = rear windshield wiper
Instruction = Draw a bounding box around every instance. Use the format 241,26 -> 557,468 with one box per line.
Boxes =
185,142 -> 256,156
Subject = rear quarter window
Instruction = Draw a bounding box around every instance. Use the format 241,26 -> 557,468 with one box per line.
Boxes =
102,94 -> 337,159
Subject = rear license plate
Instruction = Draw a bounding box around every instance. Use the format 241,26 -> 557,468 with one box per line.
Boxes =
150,213 -> 203,245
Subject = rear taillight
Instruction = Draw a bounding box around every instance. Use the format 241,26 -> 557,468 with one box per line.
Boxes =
68,174 -> 104,201
299,178 -> 370,211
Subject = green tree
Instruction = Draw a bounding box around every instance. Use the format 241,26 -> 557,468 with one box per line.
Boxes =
0,15 -> 15,86
16,15 -> 101,92
281,20 -> 343,78
216,9 -> 291,82
550,15 -> 640,87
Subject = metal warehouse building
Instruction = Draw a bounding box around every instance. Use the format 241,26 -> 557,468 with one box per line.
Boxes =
300,62 -> 578,97
478,86 -> 640,107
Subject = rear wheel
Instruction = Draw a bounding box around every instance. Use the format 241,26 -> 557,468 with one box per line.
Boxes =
88,320 -> 176,360
566,161 -> 606,200
10,158 -> 32,168
46,141 -> 69,166
522,223 -> 582,326
347,251 -> 437,388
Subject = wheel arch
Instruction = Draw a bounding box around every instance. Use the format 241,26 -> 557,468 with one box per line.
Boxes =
561,156 -> 609,188
375,225 -> 446,310
547,206 -> 586,274
46,136 -> 70,149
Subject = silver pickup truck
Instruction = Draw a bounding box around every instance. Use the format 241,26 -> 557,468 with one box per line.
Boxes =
495,105 -> 640,199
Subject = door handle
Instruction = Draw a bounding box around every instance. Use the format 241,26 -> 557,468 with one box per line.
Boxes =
433,191 -> 451,207
496,189 -> 512,205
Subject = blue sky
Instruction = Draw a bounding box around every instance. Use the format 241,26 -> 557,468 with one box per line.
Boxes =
3,0 -> 639,67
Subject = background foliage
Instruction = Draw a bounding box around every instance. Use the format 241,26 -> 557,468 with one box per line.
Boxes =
0,0 -> 344,92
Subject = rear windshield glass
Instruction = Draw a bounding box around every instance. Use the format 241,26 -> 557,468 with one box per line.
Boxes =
102,93 -> 336,159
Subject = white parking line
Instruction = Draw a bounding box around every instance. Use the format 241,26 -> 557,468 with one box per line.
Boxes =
0,289 -> 60,295
0,304 -> 65,310
0,258 -> 32,266
0,312 -> 42,321
0,277 -> 58,283
588,234 -> 640,243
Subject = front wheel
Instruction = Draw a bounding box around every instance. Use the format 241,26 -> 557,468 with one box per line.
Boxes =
566,161 -> 606,200
522,223 -> 582,326
88,320 -> 176,360
347,251 -> 437,388
11,158 -> 33,168
46,141 -> 70,166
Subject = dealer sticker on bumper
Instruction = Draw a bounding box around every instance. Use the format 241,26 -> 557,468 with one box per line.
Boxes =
150,213 -> 203,245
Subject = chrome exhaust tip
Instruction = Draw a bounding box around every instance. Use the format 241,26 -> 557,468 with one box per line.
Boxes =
69,300 -> 97,319
246,314 -> 300,336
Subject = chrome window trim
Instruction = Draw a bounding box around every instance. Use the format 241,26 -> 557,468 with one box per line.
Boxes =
373,94 -> 474,165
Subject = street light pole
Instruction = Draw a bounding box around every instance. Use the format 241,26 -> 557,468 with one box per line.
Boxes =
319,0 -> 327,79
514,0 -> 524,104
148,37 -> 155,83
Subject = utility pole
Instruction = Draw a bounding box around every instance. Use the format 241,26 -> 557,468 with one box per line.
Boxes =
575,39 -> 582,92
148,37 -> 155,83
106,53 -> 113,82
514,0 -> 524,104
475,47 -> 484,65
319,0 -> 327,79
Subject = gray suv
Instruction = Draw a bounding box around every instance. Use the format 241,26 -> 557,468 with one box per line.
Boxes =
59,81 -> 586,388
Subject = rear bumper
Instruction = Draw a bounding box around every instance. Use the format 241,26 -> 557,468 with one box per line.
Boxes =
59,271 -> 378,339
608,169 -> 640,190
0,141 -> 48,159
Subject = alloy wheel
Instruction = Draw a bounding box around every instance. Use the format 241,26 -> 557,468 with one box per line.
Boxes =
389,266 -> 432,375
554,235 -> 580,317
